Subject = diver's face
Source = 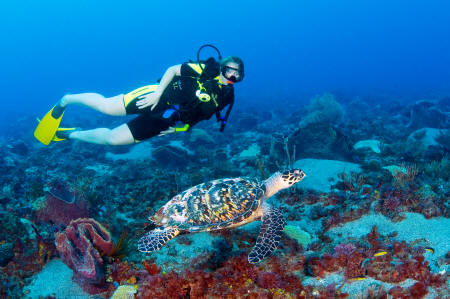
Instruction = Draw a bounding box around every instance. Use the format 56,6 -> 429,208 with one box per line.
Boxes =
222,62 -> 242,83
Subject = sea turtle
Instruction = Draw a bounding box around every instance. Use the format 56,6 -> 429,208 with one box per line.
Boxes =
138,169 -> 306,263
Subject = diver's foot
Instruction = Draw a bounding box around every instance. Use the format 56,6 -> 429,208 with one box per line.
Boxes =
52,94 -> 74,118
51,102 -> 66,119
54,127 -> 81,141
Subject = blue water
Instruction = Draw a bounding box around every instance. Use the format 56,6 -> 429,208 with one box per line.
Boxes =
1,0 -> 450,126
1,2 -> 450,297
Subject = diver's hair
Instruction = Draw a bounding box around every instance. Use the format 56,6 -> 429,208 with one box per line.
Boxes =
220,56 -> 244,74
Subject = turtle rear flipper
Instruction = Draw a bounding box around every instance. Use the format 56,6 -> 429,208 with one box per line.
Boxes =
138,226 -> 180,252
248,208 -> 286,264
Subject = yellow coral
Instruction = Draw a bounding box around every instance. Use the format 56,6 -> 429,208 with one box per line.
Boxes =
111,285 -> 137,299
270,288 -> 295,298
244,278 -> 253,286
283,225 -> 311,247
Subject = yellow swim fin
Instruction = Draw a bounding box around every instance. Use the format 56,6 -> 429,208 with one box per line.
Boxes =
34,105 -> 65,145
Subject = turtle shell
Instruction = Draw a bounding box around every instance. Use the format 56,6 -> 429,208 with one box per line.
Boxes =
161,177 -> 265,232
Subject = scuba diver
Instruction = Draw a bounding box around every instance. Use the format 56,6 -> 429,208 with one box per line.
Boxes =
34,45 -> 244,145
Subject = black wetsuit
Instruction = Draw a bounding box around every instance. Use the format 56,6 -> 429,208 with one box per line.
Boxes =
124,61 -> 234,141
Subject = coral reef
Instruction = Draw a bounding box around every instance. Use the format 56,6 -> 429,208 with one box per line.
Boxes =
35,179 -> 90,226
406,100 -> 449,130
2,91 -> 449,298
137,253 -> 313,298
152,145 -> 191,168
306,226 -> 445,295
300,93 -> 344,127
424,155 -> 450,181
436,129 -> 450,152
0,243 -> 14,267
289,123 -> 354,161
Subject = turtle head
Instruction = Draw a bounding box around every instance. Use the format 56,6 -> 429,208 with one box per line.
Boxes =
264,169 -> 306,198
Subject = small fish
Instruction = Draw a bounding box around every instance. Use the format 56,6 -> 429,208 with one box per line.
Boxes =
349,276 -> 367,281
373,251 -> 387,257
424,247 -> 435,254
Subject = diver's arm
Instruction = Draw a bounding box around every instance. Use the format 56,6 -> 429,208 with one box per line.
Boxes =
153,64 -> 181,96
136,64 -> 182,110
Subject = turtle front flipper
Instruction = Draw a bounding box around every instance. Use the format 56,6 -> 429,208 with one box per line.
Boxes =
138,226 -> 180,252
248,208 -> 286,264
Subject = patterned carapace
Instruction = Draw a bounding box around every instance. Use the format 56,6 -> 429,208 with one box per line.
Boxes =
160,177 -> 264,231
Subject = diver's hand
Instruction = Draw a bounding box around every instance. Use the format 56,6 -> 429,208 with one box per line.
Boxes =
158,127 -> 176,136
136,92 -> 160,110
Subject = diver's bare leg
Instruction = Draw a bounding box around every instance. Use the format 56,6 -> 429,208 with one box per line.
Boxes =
59,93 -> 126,116
69,124 -> 135,145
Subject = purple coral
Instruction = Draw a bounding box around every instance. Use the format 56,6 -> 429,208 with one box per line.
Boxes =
36,180 -> 90,226
333,243 -> 356,257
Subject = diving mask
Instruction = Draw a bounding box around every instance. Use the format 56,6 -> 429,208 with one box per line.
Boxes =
221,65 -> 243,83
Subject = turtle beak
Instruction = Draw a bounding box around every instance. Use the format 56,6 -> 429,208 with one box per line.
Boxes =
289,169 -> 306,184
296,169 -> 306,182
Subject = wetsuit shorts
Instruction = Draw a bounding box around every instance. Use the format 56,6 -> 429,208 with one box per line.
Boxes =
123,85 -> 174,141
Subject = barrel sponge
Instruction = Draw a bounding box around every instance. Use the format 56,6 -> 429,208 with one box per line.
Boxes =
300,93 -> 344,127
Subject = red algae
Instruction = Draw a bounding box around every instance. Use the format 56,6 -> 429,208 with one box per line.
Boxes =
388,282 -> 428,298
256,271 -> 285,289
367,225 -> 380,250
129,252 -> 351,298
142,260 -> 161,275
409,282 -> 428,297
375,186 -> 447,221
305,226 -> 446,299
